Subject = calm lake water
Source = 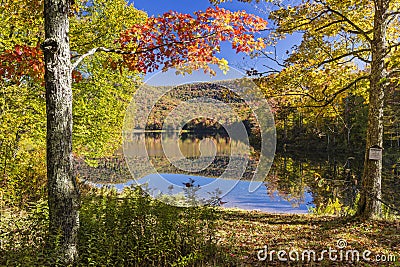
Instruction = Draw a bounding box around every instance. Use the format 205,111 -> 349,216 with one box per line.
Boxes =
76,132 -> 399,214
102,173 -> 314,213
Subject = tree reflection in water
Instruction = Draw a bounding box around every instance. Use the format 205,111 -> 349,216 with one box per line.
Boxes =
75,133 -> 399,215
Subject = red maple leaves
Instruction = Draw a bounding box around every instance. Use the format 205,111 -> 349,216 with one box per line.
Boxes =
1,7 -> 267,82
118,7 -> 267,74
0,44 -> 83,84
0,44 -> 44,82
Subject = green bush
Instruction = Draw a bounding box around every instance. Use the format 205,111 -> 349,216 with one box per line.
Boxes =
1,186 -> 222,266
79,186 -> 219,266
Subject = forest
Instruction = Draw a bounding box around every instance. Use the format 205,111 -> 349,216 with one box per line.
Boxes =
1,0 -> 399,266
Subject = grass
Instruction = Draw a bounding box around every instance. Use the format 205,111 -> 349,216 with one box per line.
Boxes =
1,189 -> 399,266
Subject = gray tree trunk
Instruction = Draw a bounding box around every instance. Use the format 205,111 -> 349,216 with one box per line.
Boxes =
357,0 -> 388,219
43,0 -> 80,264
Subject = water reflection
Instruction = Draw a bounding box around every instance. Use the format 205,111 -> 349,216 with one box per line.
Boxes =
75,132 -> 399,214
125,131 -> 250,157
98,173 -> 313,213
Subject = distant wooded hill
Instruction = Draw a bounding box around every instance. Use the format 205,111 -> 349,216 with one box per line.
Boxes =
132,82 -> 261,139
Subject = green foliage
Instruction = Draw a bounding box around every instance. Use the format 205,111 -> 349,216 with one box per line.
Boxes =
252,0 -> 399,154
1,187 -> 221,266
70,0 -> 147,54
0,81 -> 47,207
2,189 -> 399,266
0,2 -> 43,206
273,92 -> 369,152
0,199 -> 49,266
79,186 -> 219,266
0,0 -> 43,51
70,0 -> 146,158
0,1 -> 47,206
381,202 -> 399,220
310,193 -> 360,216
309,197 -> 344,215
72,54 -> 141,158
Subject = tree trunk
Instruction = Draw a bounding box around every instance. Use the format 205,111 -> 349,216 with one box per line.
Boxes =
43,0 -> 79,264
357,0 -> 387,219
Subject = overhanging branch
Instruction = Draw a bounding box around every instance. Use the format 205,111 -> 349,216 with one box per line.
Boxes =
386,10 -> 400,17
259,50 -> 286,68
278,10 -> 329,33
318,48 -> 371,67
316,0 -> 373,43
270,75 -> 370,108
316,19 -> 346,32
71,32 -> 218,71
387,68 -> 400,78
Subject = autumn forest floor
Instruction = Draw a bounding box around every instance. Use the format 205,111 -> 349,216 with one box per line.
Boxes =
215,209 -> 400,266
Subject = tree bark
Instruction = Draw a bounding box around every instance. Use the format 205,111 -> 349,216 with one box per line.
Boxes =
43,0 -> 79,264
357,0 -> 388,219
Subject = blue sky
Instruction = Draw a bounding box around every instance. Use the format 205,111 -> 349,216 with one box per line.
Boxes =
131,0 -> 257,18
129,0 -> 301,77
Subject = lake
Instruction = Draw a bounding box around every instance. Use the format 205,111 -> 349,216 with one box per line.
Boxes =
95,173 -> 314,213
75,132 -> 399,214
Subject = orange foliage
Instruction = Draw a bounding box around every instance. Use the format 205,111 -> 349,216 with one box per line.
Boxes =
118,7 -> 267,74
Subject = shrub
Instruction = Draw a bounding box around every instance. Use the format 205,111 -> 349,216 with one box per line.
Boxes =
1,186 -> 221,266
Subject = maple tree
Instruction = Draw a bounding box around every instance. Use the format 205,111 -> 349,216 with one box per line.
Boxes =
2,0 -> 267,263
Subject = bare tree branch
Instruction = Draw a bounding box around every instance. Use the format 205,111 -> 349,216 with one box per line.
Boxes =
385,42 -> 400,56
261,64 -> 280,73
341,27 -> 374,35
278,10 -> 329,33
387,68 -> 400,78
317,48 -> 371,67
71,47 -> 98,70
316,19 -> 346,32
316,1 -> 373,43
386,11 -> 400,17
270,75 -> 370,108
258,50 -> 286,68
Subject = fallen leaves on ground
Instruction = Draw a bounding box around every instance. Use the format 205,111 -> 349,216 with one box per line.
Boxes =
215,208 -> 400,266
